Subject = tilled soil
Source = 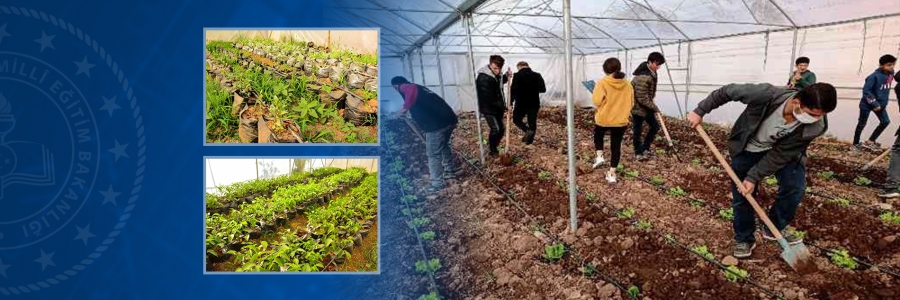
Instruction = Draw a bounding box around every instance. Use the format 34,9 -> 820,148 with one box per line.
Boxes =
452,108 -> 899,299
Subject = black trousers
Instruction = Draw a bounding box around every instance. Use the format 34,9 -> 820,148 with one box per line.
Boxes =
632,114 -> 660,155
483,113 -> 505,152
512,107 -> 538,133
594,125 -> 626,168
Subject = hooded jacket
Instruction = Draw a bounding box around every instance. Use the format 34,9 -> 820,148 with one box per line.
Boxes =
788,70 -> 817,89
475,65 -> 509,115
860,68 -> 896,110
631,62 -> 660,117
510,68 -> 546,110
693,83 -> 828,184
592,74 -> 634,127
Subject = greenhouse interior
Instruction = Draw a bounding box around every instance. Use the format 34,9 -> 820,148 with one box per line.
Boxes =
329,1 -> 900,299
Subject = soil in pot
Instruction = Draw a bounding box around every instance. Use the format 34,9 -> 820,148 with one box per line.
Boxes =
238,104 -> 260,143
259,116 -> 300,143
353,233 -> 362,246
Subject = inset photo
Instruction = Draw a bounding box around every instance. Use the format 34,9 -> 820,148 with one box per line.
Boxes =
204,29 -> 379,144
204,158 -> 379,273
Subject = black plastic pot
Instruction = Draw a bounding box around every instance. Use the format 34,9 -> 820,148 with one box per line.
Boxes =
359,229 -> 369,239
354,234 -> 363,246
286,211 -> 297,219
295,207 -> 305,215
276,216 -> 287,226
227,242 -> 244,252
334,256 -> 346,265
249,230 -> 262,239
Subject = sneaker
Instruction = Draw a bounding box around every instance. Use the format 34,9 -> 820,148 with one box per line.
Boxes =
878,189 -> 900,198
605,170 -> 617,183
733,242 -> 756,259
592,153 -> 606,169
634,154 -> 645,161
760,227 -> 803,245
525,130 -> 536,145
863,140 -> 881,150
521,133 -> 529,143
851,144 -> 864,151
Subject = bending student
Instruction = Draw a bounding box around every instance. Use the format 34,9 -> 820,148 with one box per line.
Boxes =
475,55 -> 511,156
510,61 -> 546,145
391,76 -> 463,193
591,58 -> 634,183
687,83 -> 837,259
853,54 -> 896,150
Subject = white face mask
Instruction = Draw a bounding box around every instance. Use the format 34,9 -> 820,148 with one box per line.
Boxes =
793,106 -> 820,124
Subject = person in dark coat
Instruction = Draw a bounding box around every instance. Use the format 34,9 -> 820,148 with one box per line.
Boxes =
687,83 -> 837,259
631,52 -> 665,160
391,76 -> 461,193
475,55 -> 511,156
853,54 -> 896,150
510,61 -> 546,145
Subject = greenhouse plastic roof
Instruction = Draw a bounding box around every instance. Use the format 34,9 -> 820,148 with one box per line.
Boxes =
325,0 -> 900,56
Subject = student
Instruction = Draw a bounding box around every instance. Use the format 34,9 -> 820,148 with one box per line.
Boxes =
787,57 -> 817,89
510,61 -> 547,145
631,52 -> 665,160
391,76 -> 462,193
853,54 -> 896,150
591,58 -> 634,183
880,72 -> 900,199
475,55 -> 512,156
687,83 -> 837,258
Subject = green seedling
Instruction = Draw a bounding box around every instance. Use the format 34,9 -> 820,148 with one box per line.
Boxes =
691,245 -> 715,260
689,198 -> 706,208
585,192 -> 598,202
409,217 -> 430,229
816,171 -> 835,180
691,158 -> 702,166
828,249 -> 857,270
627,285 -> 640,298
724,265 -> 749,282
650,176 -> 665,186
543,243 -> 566,261
853,176 -> 872,186
581,262 -> 597,277
708,166 -> 721,173
792,229 -> 807,240
418,292 -> 440,300
667,186 -> 686,197
415,258 -> 442,275
419,231 -> 436,242
616,207 -> 636,219
879,211 -> 900,224
764,176 -> 779,186
719,208 -> 734,221
828,198 -> 851,207
401,195 -> 418,204
624,169 -> 639,178
655,149 -> 666,155
538,171 -> 553,181
616,164 -> 626,173
635,219 -> 652,229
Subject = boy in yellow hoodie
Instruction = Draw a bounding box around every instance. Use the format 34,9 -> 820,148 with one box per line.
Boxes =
592,58 -> 635,183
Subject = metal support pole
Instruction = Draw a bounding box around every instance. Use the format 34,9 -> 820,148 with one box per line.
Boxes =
763,31 -> 770,71
563,0 -> 577,231
402,53 -> 410,79
858,20 -> 867,74
659,44 -> 684,118
435,36 -> 447,98
418,47 -> 427,86
684,41 -> 693,113
789,29 -> 798,79
255,158 -> 259,180
407,53 -> 415,82
465,13 -> 486,165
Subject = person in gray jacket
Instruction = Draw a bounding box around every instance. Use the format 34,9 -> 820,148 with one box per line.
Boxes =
687,83 -> 837,259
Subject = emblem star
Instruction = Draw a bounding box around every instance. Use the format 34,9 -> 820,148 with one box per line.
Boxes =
34,30 -> 55,52
34,249 -> 55,271
74,224 -> 96,245
0,23 -> 10,45
107,140 -> 129,162
100,95 -> 121,117
73,56 -> 96,77
100,185 -> 121,206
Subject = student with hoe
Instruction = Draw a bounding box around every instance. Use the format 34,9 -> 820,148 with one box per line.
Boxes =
475,55 -> 512,156
631,52 -> 665,160
391,76 -> 462,193
687,82 -> 837,258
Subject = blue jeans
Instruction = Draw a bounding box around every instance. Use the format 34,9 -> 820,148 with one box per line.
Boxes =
730,151 -> 806,244
425,124 -> 460,188
853,104 -> 890,145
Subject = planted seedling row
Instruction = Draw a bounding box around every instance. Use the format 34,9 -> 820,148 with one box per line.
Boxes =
205,166 -> 345,214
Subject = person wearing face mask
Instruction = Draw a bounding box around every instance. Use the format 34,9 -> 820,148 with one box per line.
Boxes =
687,83 -> 837,259
475,55 -> 512,156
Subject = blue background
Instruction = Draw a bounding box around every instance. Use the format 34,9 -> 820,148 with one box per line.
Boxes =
1,0 -> 390,299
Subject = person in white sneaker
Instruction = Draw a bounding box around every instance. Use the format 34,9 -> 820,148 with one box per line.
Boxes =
591,58 -> 634,183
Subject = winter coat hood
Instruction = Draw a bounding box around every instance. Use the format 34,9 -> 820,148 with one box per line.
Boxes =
478,65 -> 500,79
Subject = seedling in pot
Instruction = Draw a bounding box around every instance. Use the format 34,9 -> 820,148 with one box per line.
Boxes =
650,176 -> 665,186
667,186 -> 686,197
853,176 -> 872,186
543,243 -> 566,262
419,231 -> 436,242
635,219 -> 652,229
538,171 -> 553,181
616,207 -> 636,219
626,286 -> 640,298
719,208 -> 734,221
415,258 -> 442,275
879,211 -> 900,224
828,249 -> 858,270
816,171 -> 835,180
691,245 -> 715,260
827,198 -> 851,207
724,265 -> 749,282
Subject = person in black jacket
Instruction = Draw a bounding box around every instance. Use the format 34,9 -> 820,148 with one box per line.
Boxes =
631,52 -> 665,160
476,55 -> 511,156
687,83 -> 837,259
391,76 -> 462,193
510,61 -> 546,145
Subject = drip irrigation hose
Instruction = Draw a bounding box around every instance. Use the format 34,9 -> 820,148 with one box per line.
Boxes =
405,120 -> 638,299
806,189 -> 893,217
630,173 -> 900,280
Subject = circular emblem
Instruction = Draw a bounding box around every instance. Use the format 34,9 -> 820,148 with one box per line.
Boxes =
0,6 -> 145,295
